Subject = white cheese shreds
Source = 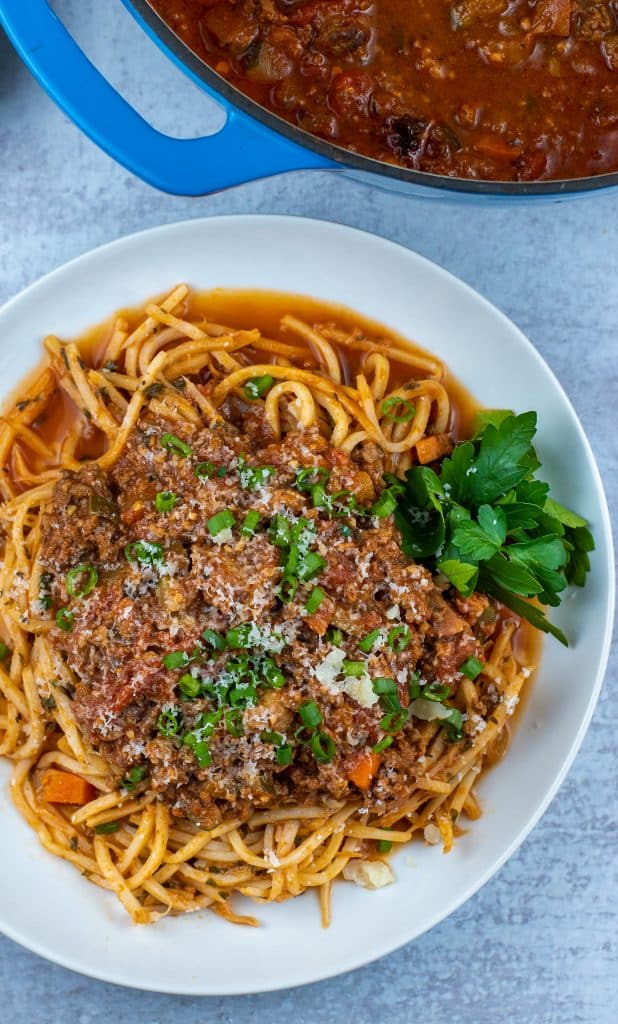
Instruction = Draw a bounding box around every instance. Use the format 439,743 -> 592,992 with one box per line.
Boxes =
343,673 -> 379,709
423,823 -> 442,845
314,648 -> 346,689
211,527 -> 234,546
385,604 -> 400,620
343,860 -> 395,890
409,698 -> 453,721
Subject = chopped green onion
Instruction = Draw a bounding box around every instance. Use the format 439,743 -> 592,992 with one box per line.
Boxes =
276,575 -> 298,604
157,706 -> 183,736
55,608 -> 74,632
423,682 -> 451,702
310,732 -> 336,764
305,587 -> 325,614
155,490 -> 178,513
377,839 -> 393,853
120,765 -> 148,790
262,657 -> 286,689
201,628 -> 226,651
207,509 -> 235,536
94,821 -> 120,835
65,564 -> 98,598
358,629 -> 381,653
194,461 -> 216,481
224,709 -> 244,737
326,628 -> 343,647
340,524 -> 353,538
310,484 -> 331,511
387,625 -> 411,652
444,708 -> 464,742
343,659 -> 365,677
0,641 -> 9,660
183,732 -> 212,768
261,729 -> 285,746
163,650 -> 190,670
380,709 -> 408,734
178,673 -> 201,698
295,466 -> 330,491
161,433 -> 191,458
372,677 -> 402,712
297,551 -> 326,582
243,374 -> 274,400
408,672 -> 422,700
459,656 -> 484,680
124,540 -> 163,565
237,457 -> 275,491
269,514 -> 291,548
299,700 -> 322,729
370,490 -> 398,518
217,466 -> 227,478
240,510 -> 261,536
276,745 -> 293,766
372,736 -> 393,753
381,396 -> 416,423
226,623 -> 253,649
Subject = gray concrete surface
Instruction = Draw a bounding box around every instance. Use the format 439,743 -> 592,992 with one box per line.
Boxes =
0,2 -> 616,1021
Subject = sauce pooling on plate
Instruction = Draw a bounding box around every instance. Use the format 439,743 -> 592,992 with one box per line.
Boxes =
150,0 -> 618,182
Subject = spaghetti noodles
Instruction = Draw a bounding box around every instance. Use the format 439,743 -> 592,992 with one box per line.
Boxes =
0,287 -> 532,927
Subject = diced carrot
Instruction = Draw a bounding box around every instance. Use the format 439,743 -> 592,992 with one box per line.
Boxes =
347,752 -> 381,790
40,769 -> 96,806
415,433 -> 453,465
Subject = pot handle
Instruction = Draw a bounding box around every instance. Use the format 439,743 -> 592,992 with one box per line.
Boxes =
0,0 -> 336,195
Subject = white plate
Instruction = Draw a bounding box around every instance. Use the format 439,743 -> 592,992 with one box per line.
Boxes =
0,216 -> 613,994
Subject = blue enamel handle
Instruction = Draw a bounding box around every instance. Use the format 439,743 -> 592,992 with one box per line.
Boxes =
0,0 -> 335,195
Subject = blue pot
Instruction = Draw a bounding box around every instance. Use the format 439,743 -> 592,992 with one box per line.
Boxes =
2,0 -> 617,200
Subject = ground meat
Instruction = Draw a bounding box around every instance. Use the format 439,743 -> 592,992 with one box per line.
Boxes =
40,409 -> 499,826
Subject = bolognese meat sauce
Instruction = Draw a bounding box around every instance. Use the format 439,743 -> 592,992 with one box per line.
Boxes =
40,400 -> 503,829
149,0 -> 618,181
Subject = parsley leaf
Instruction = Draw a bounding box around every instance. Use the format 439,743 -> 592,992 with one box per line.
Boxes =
392,411 -> 593,646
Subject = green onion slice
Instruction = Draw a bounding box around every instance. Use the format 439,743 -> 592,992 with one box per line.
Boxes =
299,700 -> 322,729
161,433 -> 191,458
381,396 -> 416,423
65,564 -> 98,598
372,736 -> 393,753
157,706 -> 183,736
225,708 -> 244,737
310,732 -> 336,764
94,821 -> 120,835
178,673 -> 201,698
305,587 -> 325,614
358,629 -> 381,653
240,510 -> 261,536
387,625 -> 411,652
55,608 -> 74,632
163,650 -> 190,670
124,540 -> 163,565
201,628 -> 226,651
243,375 -> 274,400
207,509 -> 235,536
459,656 -> 484,680
155,490 -> 178,513
297,551 -> 326,582
343,659 -> 365,677
295,466 -> 330,491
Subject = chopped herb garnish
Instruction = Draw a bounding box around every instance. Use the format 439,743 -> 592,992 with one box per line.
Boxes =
160,432 -> 191,458
444,708 -> 464,742
201,628 -> 226,651
0,641 -> 10,660
243,374 -> 274,400
372,736 -> 393,753
120,765 -> 148,791
207,509 -> 235,536
459,656 -> 484,680
262,657 -> 286,689
226,623 -> 253,648
163,650 -> 191,670
377,838 -> 393,853
155,490 -> 178,513
305,587 -> 325,614
65,564 -> 98,599
240,510 -> 261,536
276,744 -> 293,766
342,659 -> 365,677
269,514 -> 291,548
380,709 -> 408,734
55,608 -> 74,632
237,456 -> 275,491
297,551 -> 326,582
194,461 -> 216,481
225,708 -> 244,737
327,627 -> 344,647
94,821 -> 120,835
387,625 -> 411,652
157,705 -> 184,736
295,466 -> 330,491
310,732 -> 336,764
299,700 -> 322,729
340,524 -> 353,538
276,575 -> 298,603
381,396 -> 416,423
124,539 -> 164,565
371,489 -> 398,518
358,629 -> 381,653
178,673 -> 201,698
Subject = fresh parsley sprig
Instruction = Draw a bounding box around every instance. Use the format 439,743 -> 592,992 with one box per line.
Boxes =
393,411 -> 593,646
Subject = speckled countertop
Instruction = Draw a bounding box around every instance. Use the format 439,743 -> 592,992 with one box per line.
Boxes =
0,2 -> 616,1021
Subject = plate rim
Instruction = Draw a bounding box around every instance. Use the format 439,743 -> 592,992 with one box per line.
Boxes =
0,214 -> 614,994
